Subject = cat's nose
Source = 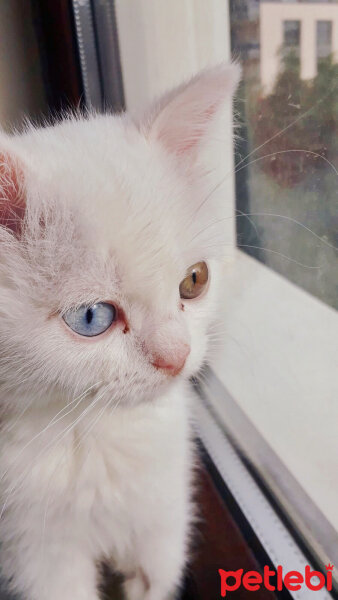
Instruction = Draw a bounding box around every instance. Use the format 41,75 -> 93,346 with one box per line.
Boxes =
151,343 -> 190,376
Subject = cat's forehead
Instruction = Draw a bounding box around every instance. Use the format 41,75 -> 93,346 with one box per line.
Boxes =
20,116 -> 198,307
22,115 -> 191,218
20,115 -> 169,180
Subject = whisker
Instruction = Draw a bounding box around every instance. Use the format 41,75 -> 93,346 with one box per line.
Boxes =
199,239 -> 322,269
238,244 -> 322,269
41,394 -> 121,544
0,398 -> 35,434
234,83 -> 338,172
73,396 -> 121,454
237,212 -> 338,252
0,387 -> 106,520
234,149 -> 338,178
0,381 -> 102,486
189,208 -> 337,255
40,389 -> 110,526
236,208 -> 259,238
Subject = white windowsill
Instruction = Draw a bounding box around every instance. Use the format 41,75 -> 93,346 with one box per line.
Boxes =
208,249 -> 338,535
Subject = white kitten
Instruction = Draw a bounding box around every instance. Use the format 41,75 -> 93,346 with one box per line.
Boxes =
0,64 -> 240,600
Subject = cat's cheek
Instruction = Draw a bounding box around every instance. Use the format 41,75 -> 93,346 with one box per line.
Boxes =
184,337 -> 209,378
181,295 -> 213,375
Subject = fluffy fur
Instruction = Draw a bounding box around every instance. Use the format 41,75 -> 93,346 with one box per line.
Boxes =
0,64 -> 240,600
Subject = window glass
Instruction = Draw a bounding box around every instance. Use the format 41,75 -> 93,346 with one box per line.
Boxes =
283,20 -> 301,50
317,20 -> 332,60
231,0 -> 338,309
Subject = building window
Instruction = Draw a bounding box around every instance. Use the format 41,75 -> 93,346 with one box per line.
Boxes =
283,19 -> 301,49
317,20 -> 332,60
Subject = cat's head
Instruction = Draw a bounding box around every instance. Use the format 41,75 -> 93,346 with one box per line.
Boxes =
0,64 -> 240,410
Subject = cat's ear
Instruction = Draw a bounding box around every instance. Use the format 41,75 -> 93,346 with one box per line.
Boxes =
144,63 -> 241,164
0,146 -> 26,237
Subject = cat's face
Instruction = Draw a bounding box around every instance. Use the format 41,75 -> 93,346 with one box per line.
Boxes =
0,64 -> 240,409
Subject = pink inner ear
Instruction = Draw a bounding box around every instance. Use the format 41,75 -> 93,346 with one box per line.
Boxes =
0,152 -> 26,236
153,93 -> 223,159
147,64 -> 241,163
168,102 -> 220,156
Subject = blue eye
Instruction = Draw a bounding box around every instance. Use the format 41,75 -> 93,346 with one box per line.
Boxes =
63,303 -> 116,337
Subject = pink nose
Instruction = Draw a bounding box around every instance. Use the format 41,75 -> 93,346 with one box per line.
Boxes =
151,344 -> 190,376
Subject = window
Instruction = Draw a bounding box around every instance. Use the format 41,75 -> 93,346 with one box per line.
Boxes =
317,20 -> 333,60
283,19 -> 301,48
231,0 -> 338,310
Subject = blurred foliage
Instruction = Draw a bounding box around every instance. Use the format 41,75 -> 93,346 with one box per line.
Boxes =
234,47 -> 338,309
250,52 -> 338,187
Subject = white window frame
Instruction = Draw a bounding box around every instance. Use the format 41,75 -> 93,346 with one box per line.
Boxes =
115,0 -> 338,571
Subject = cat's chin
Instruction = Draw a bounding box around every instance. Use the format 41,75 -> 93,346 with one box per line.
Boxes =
119,376 -> 183,407
76,374 -> 178,409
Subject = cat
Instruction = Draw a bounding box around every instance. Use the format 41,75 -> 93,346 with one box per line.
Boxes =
0,63 -> 240,600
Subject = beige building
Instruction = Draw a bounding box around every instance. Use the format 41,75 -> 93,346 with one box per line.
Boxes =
260,1 -> 338,93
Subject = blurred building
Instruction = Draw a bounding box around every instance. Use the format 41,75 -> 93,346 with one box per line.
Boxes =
260,1 -> 338,92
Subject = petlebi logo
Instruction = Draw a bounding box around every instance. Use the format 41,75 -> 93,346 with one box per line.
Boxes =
218,563 -> 334,596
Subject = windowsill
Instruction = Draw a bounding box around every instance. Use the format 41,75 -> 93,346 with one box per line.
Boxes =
201,248 -> 338,566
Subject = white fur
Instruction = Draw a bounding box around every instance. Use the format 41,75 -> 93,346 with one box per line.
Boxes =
0,64 -> 240,600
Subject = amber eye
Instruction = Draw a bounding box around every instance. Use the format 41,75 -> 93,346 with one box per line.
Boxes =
179,261 -> 209,300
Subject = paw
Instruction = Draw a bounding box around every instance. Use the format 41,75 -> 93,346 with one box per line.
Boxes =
123,569 -> 177,600
123,572 -> 147,600
142,584 -> 177,600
